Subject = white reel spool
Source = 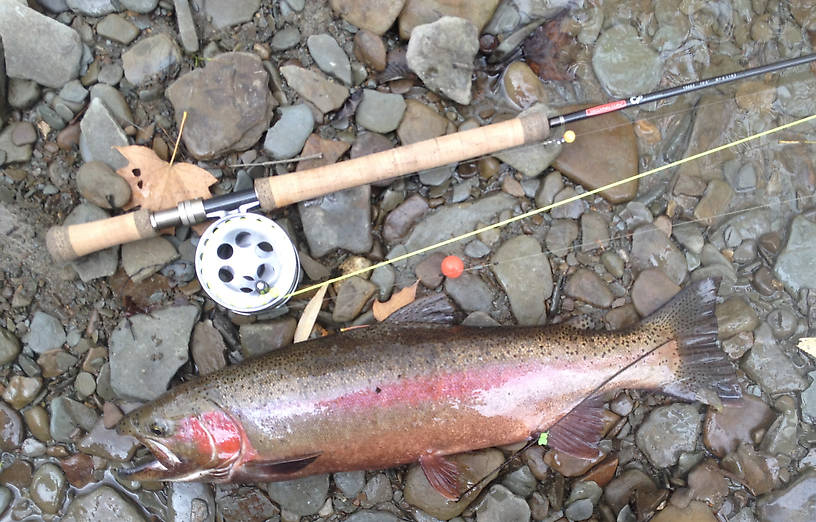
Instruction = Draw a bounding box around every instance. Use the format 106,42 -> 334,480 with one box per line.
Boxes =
195,212 -> 300,314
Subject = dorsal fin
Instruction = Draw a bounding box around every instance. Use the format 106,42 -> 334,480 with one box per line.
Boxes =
385,294 -> 459,325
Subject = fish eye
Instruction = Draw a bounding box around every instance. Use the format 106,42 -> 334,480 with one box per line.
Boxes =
149,422 -> 166,436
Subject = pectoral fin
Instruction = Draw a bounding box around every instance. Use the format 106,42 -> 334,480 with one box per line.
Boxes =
419,454 -> 461,500
236,452 -> 322,481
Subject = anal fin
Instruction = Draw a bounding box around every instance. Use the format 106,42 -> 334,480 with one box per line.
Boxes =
546,397 -> 606,459
419,454 -> 461,500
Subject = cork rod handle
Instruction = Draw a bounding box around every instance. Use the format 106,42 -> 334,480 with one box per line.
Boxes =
46,209 -> 157,263
254,111 -> 550,209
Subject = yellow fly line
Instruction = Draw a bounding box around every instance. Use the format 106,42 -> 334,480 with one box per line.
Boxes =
284,113 -> 816,300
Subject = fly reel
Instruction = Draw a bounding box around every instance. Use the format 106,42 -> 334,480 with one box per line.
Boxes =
195,210 -> 300,314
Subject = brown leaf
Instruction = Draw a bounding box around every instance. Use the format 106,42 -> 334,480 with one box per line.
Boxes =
294,284 -> 328,343
522,16 -> 574,82
373,280 -> 419,322
115,145 -> 217,211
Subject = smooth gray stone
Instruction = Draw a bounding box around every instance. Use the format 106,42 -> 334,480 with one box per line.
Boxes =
66,0 -> 118,16
307,33 -> 351,85
0,2 -> 82,88
299,185 -> 373,257
25,311 -> 66,354
775,216 -> 816,293
355,89 -> 406,133
174,0 -> 199,53
109,305 -> 199,401
62,486 -> 147,522
263,104 -> 313,159
120,0 -> 158,13
122,33 -> 181,85
167,482 -> 215,522
266,474 -> 329,516
192,0 -> 260,29
79,97 -> 128,169
96,13 -> 140,44
89,84 -> 133,126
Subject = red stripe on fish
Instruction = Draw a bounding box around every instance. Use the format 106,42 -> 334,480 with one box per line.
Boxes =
317,362 -> 550,413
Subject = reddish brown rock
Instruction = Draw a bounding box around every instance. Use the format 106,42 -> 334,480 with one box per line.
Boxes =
60,453 -> 95,488
0,401 -> 24,450
191,322 -> 227,376
721,443 -> 780,495
544,447 -> 606,477
580,456 -> 618,487
652,500 -> 717,522
415,252 -> 446,289
330,0 -> 405,35
553,109 -> 638,203
57,123 -> 81,150
631,269 -> 681,316
703,394 -> 775,457
383,194 -> 429,243
687,459 -> 729,509
353,30 -> 387,71
604,468 -> 657,514
398,0 -> 500,39
0,459 -> 32,488
397,99 -> 448,145
297,134 -> 351,172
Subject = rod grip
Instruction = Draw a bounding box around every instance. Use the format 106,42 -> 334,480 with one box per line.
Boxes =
255,111 -> 550,209
46,209 -> 156,263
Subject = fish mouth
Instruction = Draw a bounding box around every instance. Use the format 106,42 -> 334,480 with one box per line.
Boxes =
118,437 -> 233,482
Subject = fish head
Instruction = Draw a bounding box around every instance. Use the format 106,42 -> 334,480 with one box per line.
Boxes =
116,394 -> 244,482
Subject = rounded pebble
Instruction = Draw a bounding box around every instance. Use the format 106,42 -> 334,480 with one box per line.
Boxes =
76,161 -> 132,209
30,463 -> 66,515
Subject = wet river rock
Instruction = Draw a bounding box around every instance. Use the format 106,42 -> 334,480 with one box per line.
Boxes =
62,485 -> 147,522
552,110 -> 638,203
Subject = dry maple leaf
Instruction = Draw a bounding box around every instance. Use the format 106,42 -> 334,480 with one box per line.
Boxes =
115,145 -> 217,211
373,280 -> 419,322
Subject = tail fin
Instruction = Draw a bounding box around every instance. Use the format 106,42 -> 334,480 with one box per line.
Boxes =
544,278 -> 739,460
639,277 -> 741,406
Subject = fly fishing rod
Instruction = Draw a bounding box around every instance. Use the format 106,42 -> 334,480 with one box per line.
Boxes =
46,52 -> 816,313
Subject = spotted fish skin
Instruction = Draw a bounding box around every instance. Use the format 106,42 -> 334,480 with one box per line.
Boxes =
117,278 -> 738,487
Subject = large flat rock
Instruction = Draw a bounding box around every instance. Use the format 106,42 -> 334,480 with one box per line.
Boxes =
166,52 -> 275,160
0,0 -> 82,88
553,109 -> 638,203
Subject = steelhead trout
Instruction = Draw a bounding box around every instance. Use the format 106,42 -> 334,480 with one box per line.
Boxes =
117,278 -> 739,498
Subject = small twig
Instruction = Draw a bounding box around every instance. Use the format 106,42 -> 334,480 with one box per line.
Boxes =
229,153 -> 324,168
169,111 -> 188,167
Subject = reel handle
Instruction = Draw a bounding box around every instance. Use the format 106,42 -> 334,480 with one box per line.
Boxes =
46,209 -> 156,263
254,111 -> 550,209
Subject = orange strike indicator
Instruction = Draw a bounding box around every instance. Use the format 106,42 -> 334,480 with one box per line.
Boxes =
441,255 -> 465,278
